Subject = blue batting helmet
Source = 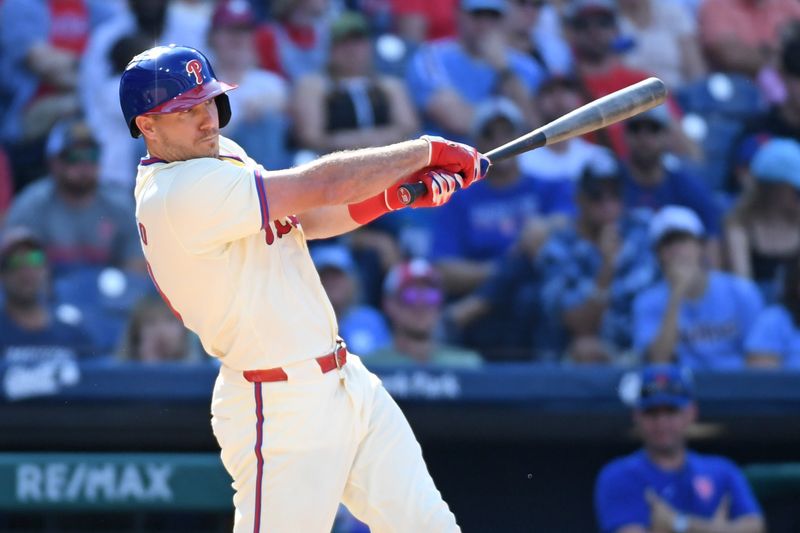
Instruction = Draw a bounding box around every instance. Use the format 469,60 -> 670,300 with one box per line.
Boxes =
119,44 -> 237,138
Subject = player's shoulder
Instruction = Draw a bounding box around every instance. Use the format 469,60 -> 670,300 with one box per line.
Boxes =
218,135 -> 249,160
687,450 -> 742,474
598,450 -> 647,482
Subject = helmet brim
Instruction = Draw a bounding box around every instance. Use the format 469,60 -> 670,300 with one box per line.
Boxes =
143,79 -> 238,115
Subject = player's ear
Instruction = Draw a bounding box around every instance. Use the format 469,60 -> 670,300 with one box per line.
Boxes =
136,115 -> 157,139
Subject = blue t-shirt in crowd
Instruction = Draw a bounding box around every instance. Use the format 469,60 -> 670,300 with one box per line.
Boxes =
0,309 -> 93,362
621,162 -> 721,237
431,176 -> 573,262
633,271 -> 764,369
745,305 -> 800,369
406,38 -> 545,139
595,449 -> 762,533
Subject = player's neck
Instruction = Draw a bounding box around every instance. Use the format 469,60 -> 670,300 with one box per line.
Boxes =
645,446 -> 687,471
5,302 -> 49,331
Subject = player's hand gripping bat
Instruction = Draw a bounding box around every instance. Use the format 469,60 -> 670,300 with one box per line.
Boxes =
398,77 -> 668,205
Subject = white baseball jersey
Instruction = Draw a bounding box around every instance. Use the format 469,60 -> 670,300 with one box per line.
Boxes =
133,136 -> 338,371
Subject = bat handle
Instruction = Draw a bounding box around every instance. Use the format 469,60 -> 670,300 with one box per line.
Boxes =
397,182 -> 427,206
398,159 -> 491,206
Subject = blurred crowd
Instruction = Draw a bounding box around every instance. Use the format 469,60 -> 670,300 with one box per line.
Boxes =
3,0 -> 800,374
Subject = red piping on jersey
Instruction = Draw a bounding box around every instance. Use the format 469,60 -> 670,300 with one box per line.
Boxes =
253,383 -> 265,533
140,157 -> 168,166
254,169 -> 269,229
145,262 -> 183,322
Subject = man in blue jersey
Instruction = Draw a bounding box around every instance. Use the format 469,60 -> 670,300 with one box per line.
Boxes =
595,365 -> 765,533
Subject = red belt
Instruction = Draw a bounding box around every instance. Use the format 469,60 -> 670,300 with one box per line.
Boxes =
243,342 -> 347,383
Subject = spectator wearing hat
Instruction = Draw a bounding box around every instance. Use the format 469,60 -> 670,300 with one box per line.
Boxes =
621,106 -> 722,267
725,138 -> 800,302
633,206 -> 764,370
518,76 -> 611,201
504,0 -> 572,76
405,0 -> 544,141
208,0 -> 291,169
431,97 -> 571,298
311,244 -> 391,357
4,116 -> 144,278
368,259 -> 482,367
616,0 -> 705,89
699,0 -> 800,79
745,253 -> 800,369
594,365 -> 765,533
254,0 -> 331,82
536,150 -> 658,363
0,228 -> 93,364
293,11 -> 419,155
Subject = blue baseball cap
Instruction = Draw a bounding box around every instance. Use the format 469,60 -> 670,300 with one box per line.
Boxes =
636,365 -> 693,410
461,0 -> 507,14
750,138 -> 800,189
649,205 -> 705,246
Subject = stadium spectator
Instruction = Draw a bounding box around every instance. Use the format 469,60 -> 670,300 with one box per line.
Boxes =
504,0 -> 572,76
621,105 -> 722,266
537,150 -> 658,363
616,0 -> 705,88
254,0 -> 331,81
745,253 -> 800,369
595,364 -> 765,533
117,294 -> 203,363
4,117 -> 145,277
311,244 -> 391,357
431,97 -> 570,297
368,259 -> 482,367
389,0 -> 459,43
293,11 -> 419,154
0,0 -> 120,182
0,147 -> 13,224
698,0 -> 800,79
518,76 -> 610,208
633,206 -> 764,370
561,0 -> 652,157
405,0 -> 544,140
0,227 -> 93,363
725,139 -> 800,302
208,0 -> 291,169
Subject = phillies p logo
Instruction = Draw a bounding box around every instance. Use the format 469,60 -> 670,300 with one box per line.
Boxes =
186,59 -> 203,84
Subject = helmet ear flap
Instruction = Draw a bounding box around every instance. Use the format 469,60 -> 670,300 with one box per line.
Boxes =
215,94 -> 232,129
129,118 -> 142,139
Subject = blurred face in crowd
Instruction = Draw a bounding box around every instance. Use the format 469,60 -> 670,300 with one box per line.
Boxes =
385,282 -> 444,339
566,9 -> 618,62
634,403 -> 696,457
579,179 -> 623,227
210,26 -> 256,71
459,9 -> 505,52
782,71 -> 800,112
477,117 -> 519,180
330,34 -> 373,78
656,233 -> 704,271
51,143 -> 100,197
506,0 -> 544,35
1,245 -> 48,308
625,119 -> 668,168
757,181 -> 800,215
536,82 -> 586,124
136,98 -> 220,161
136,304 -> 188,363
318,267 -> 356,316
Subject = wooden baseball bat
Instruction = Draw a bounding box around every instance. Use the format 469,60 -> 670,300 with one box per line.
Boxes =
399,77 -> 668,205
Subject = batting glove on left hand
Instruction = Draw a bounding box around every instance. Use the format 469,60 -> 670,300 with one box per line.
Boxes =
422,135 -> 490,189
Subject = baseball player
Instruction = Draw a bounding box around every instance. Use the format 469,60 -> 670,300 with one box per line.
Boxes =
119,44 -> 487,533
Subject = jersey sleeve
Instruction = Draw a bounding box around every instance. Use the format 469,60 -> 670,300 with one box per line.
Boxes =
164,159 -> 268,253
594,463 -> 650,533
722,459 -> 763,519
745,306 -> 790,358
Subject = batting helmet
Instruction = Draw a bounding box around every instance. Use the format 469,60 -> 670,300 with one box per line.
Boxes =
119,44 -> 237,138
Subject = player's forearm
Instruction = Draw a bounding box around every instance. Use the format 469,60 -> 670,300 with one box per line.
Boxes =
647,295 -> 682,363
264,139 -> 429,220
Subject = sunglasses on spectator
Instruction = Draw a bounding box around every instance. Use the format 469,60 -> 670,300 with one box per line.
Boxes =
2,250 -> 46,271
625,120 -> 665,134
570,13 -> 615,30
398,286 -> 443,307
469,9 -> 503,19
585,186 -> 621,202
61,146 -> 100,164
514,0 -> 547,7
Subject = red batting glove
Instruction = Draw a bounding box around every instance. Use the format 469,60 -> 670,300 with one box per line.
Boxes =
347,168 -> 463,225
422,135 -> 490,188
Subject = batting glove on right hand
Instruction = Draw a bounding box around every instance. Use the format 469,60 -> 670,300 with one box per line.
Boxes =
422,135 -> 490,189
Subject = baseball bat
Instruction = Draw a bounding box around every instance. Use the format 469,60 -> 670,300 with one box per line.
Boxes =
399,76 -> 668,205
